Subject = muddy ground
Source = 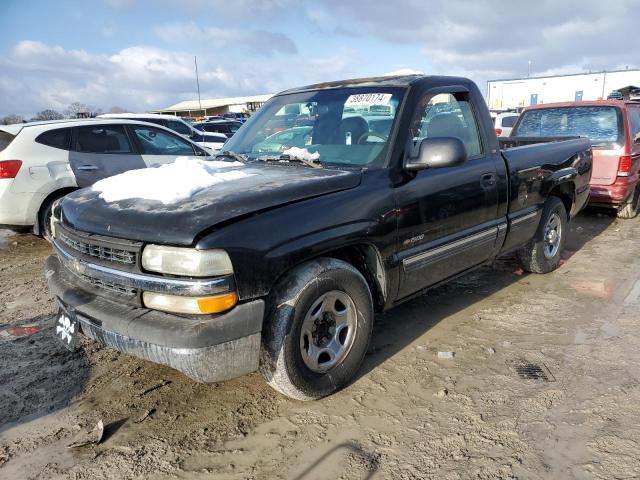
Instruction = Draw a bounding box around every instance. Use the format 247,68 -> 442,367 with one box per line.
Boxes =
1,210 -> 639,480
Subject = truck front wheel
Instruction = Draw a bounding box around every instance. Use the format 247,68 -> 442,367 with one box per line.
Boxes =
260,258 -> 374,400
517,197 -> 567,274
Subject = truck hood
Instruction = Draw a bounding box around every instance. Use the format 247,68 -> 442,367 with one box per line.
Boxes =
60,164 -> 362,245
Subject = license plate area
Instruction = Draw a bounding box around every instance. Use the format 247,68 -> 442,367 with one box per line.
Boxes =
55,302 -> 79,351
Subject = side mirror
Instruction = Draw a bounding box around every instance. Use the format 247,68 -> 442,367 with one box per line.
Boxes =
405,137 -> 467,171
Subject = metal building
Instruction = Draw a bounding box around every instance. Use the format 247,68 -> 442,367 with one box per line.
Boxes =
152,94 -> 274,118
487,69 -> 640,110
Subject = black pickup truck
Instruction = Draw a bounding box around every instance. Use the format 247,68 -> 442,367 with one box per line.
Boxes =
46,75 -> 592,400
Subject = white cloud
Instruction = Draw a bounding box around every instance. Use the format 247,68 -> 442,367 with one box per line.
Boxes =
0,40 -> 357,117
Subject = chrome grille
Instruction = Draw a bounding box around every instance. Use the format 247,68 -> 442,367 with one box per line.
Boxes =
81,274 -> 137,297
58,230 -> 137,266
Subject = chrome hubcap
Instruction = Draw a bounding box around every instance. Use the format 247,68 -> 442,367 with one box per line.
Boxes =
299,290 -> 357,373
543,213 -> 562,259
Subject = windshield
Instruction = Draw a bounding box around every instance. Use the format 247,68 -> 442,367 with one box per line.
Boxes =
514,106 -> 624,148
222,87 -> 406,167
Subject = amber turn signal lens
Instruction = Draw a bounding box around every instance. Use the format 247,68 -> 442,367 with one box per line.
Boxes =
196,292 -> 238,314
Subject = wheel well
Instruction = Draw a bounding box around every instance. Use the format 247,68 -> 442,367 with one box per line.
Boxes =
319,244 -> 387,312
549,183 -> 574,219
35,187 -> 77,234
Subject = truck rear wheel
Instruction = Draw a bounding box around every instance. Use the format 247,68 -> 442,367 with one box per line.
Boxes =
517,197 -> 567,274
260,258 -> 374,400
617,185 -> 640,219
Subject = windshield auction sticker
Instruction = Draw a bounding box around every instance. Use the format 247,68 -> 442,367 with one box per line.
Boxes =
345,93 -> 392,105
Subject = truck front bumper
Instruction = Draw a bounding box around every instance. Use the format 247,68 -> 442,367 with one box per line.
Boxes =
45,254 -> 264,383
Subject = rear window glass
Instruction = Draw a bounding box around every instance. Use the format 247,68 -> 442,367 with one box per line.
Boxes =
514,106 -> 623,148
36,128 -> 71,150
501,115 -> 518,128
0,131 -> 15,152
76,125 -> 133,154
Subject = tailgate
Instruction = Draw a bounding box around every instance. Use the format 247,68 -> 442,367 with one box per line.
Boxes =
590,149 -> 621,186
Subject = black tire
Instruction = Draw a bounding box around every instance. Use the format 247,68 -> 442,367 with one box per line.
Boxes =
260,257 -> 374,401
517,197 -> 567,274
38,197 -> 56,240
617,185 -> 640,219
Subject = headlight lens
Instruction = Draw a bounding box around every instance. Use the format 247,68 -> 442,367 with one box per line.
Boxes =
141,245 -> 233,277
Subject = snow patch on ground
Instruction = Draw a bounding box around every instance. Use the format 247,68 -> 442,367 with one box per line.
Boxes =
93,157 -> 248,204
282,147 -> 320,162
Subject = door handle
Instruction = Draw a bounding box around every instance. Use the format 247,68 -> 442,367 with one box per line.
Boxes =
77,165 -> 99,171
480,173 -> 496,187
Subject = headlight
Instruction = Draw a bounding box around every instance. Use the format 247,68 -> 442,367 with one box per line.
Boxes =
143,291 -> 238,315
141,245 -> 233,277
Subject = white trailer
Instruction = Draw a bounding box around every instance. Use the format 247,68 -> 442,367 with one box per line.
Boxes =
487,69 -> 640,110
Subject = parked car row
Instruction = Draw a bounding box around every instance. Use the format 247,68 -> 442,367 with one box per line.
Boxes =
98,113 -> 228,151
194,119 -> 242,138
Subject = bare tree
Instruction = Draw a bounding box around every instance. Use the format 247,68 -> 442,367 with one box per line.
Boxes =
109,106 -> 128,114
65,102 -> 102,118
31,109 -> 64,121
1,114 -> 24,125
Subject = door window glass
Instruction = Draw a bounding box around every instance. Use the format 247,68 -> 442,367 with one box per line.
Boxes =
130,125 -> 196,155
412,93 -> 482,157
167,120 -> 191,135
628,107 -> 640,144
36,128 -> 72,150
76,125 -> 132,153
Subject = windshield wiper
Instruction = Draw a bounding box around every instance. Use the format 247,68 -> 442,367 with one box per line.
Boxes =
214,150 -> 248,163
255,154 -> 322,169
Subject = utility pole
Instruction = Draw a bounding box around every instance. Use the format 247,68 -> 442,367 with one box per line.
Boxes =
194,56 -> 202,115
528,60 -> 532,77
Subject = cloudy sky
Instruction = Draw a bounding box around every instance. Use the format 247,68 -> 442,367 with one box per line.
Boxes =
1,0 -> 638,117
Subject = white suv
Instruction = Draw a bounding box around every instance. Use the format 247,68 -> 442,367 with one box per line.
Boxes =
494,112 -> 519,137
0,118 -> 210,236
98,113 -> 227,151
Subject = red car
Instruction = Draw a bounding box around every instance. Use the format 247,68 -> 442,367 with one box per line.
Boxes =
512,100 -> 640,218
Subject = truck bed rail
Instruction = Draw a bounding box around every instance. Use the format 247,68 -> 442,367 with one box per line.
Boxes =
499,136 -> 581,150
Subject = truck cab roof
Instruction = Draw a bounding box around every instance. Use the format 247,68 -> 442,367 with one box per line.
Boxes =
277,75 -> 475,95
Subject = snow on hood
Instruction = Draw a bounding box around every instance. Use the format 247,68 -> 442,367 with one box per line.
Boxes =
282,147 -> 320,162
92,157 -> 249,205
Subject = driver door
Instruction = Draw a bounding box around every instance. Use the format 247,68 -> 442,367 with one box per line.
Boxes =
395,89 -> 500,299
